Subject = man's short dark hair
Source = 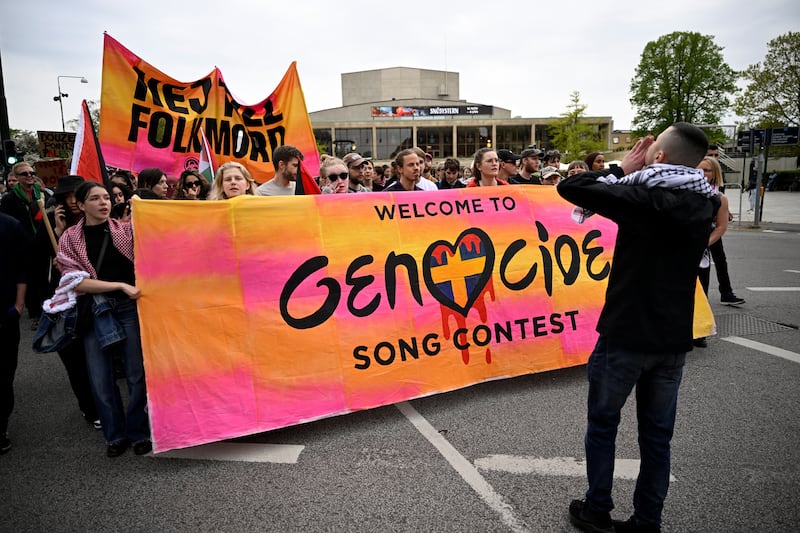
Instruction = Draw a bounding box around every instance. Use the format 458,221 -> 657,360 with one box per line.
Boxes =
708,143 -> 718,151
273,145 -> 304,167
443,158 -> 460,172
662,122 -> 708,168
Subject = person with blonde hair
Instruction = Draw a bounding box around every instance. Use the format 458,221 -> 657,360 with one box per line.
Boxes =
208,162 -> 258,200
696,155 -> 744,304
319,157 -> 349,194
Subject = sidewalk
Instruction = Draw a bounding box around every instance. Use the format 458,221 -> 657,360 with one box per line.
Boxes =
725,189 -> 800,231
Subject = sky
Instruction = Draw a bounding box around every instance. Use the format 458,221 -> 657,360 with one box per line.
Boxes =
1,0 -> 798,135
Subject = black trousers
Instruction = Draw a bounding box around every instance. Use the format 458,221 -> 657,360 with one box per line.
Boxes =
709,238 -> 733,297
0,311 -> 20,435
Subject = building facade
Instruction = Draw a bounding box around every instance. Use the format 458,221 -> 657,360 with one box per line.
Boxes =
309,67 -> 614,163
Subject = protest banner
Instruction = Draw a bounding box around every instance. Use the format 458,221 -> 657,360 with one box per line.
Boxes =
133,187 -> 714,453
33,159 -> 69,188
98,33 -> 320,181
37,131 -> 76,159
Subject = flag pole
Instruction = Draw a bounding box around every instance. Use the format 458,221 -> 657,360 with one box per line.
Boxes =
37,197 -> 59,254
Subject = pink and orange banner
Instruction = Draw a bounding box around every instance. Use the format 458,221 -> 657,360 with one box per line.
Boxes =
99,33 -> 320,181
133,187 -> 713,453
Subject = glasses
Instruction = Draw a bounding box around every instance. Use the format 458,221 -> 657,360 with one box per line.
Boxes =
16,171 -> 36,177
328,172 -> 349,181
185,181 -> 202,188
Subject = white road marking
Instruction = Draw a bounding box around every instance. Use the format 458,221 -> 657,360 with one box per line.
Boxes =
762,230 -> 787,234
474,455 -> 676,482
153,442 -> 305,463
396,401 -> 530,533
723,336 -> 800,364
785,270 -> 800,274
746,287 -> 800,291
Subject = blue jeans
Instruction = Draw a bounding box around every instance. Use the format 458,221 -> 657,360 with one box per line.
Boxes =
584,337 -> 685,528
83,297 -> 149,445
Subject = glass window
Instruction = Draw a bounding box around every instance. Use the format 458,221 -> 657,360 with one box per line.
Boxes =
376,127 -> 413,159
416,127 -> 453,159
456,126 -> 491,158
334,128 -> 373,158
495,126 -> 531,153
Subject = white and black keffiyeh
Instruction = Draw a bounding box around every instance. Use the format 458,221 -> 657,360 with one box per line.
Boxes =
572,164 -> 716,223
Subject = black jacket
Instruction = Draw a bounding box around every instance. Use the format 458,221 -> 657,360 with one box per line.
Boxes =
557,168 -> 719,353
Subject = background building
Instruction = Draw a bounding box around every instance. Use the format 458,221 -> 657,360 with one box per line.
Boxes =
309,67 -> 613,163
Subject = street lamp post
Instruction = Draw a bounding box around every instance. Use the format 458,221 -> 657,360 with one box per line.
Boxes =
54,75 -> 88,132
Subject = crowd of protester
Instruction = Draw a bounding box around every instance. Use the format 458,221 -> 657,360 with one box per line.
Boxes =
0,138 -> 745,471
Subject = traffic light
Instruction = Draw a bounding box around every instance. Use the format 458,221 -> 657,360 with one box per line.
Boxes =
3,139 -> 19,165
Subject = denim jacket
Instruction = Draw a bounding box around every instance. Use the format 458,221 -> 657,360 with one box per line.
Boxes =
91,294 -> 127,349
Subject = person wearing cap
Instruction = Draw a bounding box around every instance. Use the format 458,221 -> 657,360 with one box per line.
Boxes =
257,145 -> 304,196
342,152 -> 371,193
510,148 -> 544,185
44,175 -> 102,431
497,150 -> 521,183
421,152 -> 434,183
540,166 -> 562,186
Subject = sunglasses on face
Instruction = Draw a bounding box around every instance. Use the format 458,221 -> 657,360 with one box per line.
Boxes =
16,171 -> 36,177
185,181 -> 202,188
328,172 -> 349,181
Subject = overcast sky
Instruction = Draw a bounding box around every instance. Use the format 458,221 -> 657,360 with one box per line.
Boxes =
1,0 -> 798,134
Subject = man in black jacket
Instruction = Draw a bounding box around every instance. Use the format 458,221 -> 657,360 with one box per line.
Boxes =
558,123 -> 719,533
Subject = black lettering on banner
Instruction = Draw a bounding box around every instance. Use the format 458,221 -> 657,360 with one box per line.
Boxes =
188,78 -> 212,114
582,230 -> 610,280
554,235 -> 580,285
206,119 -> 231,156
346,255 -> 381,317
535,221 -> 554,296
500,239 -> 537,291
242,108 -> 262,127
385,252 -> 423,308
148,111 -> 173,149
162,84 -> 189,114
249,131 -> 270,162
128,104 -> 150,142
267,126 -> 285,156
172,117 -> 189,153
231,124 -> 249,158
550,313 -> 564,333
279,256 -> 340,329
262,100 -> 284,126
188,118 -> 204,152
353,346 -> 371,370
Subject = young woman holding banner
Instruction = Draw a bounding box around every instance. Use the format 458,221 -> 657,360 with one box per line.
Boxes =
56,182 -> 151,457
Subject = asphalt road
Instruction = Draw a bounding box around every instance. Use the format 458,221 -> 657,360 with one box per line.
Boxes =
1,224 -> 798,532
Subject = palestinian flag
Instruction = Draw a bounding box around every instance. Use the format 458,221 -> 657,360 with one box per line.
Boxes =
198,128 -> 217,182
70,100 -> 110,186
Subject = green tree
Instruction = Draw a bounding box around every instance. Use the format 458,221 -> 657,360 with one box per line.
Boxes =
630,31 -> 738,136
64,99 -> 101,133
735,31 -> 800,127
9,129 -> 41,161
548,91 -> 604,159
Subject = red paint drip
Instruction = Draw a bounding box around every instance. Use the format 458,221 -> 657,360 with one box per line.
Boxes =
439,280 -> 496,366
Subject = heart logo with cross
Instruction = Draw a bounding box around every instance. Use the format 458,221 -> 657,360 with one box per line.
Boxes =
422,228 -> 495,316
